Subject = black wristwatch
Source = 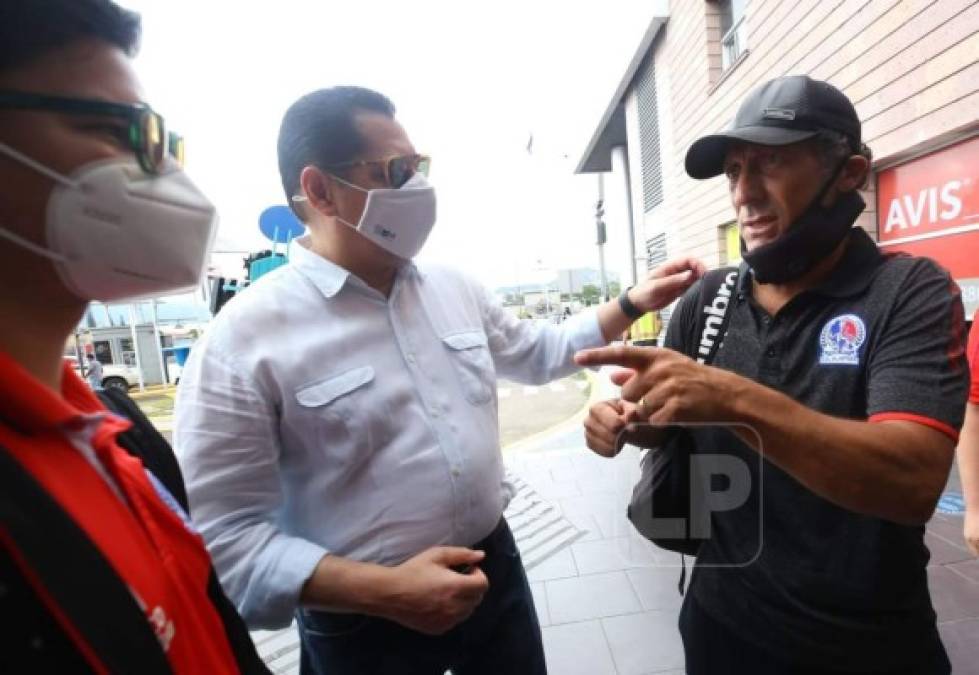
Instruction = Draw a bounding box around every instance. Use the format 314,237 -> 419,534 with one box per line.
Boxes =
618,287 -> 644,320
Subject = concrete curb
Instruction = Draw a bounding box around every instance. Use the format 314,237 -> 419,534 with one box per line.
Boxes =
503,370 -> 604,454
128,386 -> 176,401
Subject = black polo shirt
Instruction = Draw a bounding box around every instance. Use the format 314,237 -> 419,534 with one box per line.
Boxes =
665,228 -> 969,671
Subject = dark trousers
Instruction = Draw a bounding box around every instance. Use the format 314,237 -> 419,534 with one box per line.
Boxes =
679,594 -> 951,675
297,519 -> 547,675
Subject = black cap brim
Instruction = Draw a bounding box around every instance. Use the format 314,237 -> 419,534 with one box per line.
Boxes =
684,126 -> 819,179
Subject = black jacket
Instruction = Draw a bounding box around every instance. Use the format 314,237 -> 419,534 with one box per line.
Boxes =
0,388 -> 270,674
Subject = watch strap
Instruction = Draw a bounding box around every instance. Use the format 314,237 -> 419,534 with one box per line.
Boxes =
618,288 -> 644,320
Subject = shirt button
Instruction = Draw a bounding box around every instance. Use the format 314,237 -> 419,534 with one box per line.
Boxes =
766,347 -> 777,357
406,353 -> 416,364
451,468 -> 461,478
762,316 -> 771,325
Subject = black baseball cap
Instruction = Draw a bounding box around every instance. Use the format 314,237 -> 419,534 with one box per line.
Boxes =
685,75 -> 861,179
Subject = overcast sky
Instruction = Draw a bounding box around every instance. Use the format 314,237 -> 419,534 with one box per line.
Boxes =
125,1 -> 655,289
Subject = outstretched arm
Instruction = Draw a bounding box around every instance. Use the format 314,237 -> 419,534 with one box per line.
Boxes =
593,257 -> 706,342
575,346 -> 955,526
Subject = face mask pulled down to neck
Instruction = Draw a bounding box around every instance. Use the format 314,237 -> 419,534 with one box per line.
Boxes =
0,142 -> 217,302
327,171 -> 437,260
741,161 -> 866,284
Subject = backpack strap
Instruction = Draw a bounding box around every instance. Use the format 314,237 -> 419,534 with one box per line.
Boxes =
97,389 -> 189,511
0,446 -> 172,674
690,266 -> 740,366
674,265 -> 739,595
96,391 -> 270,674
206,572 -> 272,675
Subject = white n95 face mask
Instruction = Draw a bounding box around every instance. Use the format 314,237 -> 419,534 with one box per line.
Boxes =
317,171 -> 437,260
0,141 -> 218,302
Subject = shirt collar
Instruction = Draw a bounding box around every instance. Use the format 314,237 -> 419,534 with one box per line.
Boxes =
0,352 -> 108,434
288,235 -> 351,299
288,234 -> 421,299
737,228 -> 883,299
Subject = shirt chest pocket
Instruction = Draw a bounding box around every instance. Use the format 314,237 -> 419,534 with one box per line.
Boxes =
441,331 -> 495,405
294,366 -> 376,457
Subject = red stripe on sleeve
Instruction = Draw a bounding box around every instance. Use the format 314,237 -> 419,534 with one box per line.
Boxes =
868,412 -> 959,442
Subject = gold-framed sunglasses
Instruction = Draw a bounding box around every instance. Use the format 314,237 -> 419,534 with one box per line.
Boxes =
0,90 -> 184,174
326,153 -> 431,188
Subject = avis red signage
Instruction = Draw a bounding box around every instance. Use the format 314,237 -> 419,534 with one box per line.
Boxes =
876,135 -> 979,314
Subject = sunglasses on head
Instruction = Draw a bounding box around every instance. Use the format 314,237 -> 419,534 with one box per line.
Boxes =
326,153 -> 431,189
0,90 -> 184,175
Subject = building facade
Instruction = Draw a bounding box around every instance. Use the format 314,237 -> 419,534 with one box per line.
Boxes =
579,0 -> 979,318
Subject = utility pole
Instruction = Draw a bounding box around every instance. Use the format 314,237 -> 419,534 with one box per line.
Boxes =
128,304 -> 145,393
596,174 -> 609,302
150,298 -> 168,386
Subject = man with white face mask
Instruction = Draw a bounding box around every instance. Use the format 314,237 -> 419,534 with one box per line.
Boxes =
0,1 -> 269,672
175,85 -> 704,675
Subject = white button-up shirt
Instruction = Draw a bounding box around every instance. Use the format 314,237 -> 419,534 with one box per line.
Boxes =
174,237 -> 604,628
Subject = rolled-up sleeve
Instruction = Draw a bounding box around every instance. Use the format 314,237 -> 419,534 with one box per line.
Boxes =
473,280 -> 606,383
174,335 -> 327,629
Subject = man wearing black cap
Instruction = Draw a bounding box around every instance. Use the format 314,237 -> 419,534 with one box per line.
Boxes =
576,75 -> 969,673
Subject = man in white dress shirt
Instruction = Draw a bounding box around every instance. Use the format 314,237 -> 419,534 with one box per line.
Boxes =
175,86 -> 704,675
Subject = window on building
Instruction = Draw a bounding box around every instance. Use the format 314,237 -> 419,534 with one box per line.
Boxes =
93,340 -> 112,365
636,55 -> 664,213
646,232 -> 668,270
721,221 -> 742,265
717,0 -> 747,70
118,337 -> 136,366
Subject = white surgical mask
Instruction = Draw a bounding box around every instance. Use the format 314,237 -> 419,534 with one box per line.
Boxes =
0,142 -> 217,302
295,171 -> 437,260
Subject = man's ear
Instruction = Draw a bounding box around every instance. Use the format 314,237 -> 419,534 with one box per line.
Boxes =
838,154 -> 870,192
299,166 -> 338,218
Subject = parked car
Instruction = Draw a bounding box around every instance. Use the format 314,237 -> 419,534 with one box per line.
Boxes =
65,358 -> 141,393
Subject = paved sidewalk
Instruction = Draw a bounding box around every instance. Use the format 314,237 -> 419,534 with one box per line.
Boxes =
505,436 -> 686,675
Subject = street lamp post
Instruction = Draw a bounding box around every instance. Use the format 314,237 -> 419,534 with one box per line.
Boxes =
596,174 -> 609,302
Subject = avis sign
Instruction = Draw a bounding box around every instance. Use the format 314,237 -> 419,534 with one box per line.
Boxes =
882,180 -> 963,233
877,135 -> 979,314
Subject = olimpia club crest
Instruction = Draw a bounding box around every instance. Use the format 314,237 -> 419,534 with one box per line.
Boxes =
819,314 -> 867,366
